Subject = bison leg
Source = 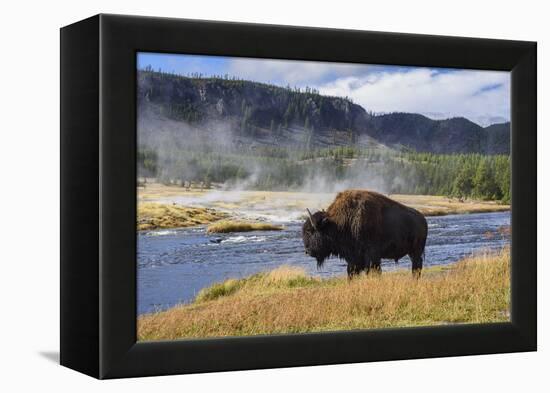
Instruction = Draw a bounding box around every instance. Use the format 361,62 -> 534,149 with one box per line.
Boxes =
362,255 -> 371,275
366,250 -> 382,275
369,259 -> 382,275
410,253 -> 423,278
346,263 -> 363,279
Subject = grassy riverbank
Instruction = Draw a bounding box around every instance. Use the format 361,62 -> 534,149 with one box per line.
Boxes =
391,194 -> 510,216
138,202 -> 228,231
137,248 -> 510,341
137,184 -> 509,231
207,220 -> 284,233
139,183 -> 509,217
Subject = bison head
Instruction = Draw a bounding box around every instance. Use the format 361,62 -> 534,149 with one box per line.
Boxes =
302,209 -> 333,268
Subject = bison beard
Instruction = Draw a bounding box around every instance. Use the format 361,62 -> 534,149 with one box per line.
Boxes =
302,190 -> 428,278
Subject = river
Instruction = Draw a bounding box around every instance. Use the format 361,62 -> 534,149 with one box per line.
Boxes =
137,210 -> 510,315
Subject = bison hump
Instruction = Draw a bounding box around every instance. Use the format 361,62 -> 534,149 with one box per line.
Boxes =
327,190 -> 391,238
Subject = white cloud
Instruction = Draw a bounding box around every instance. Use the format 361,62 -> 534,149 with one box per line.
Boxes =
315,68 -> 510,126
227,57 -> 370,86
140,53 -> 509,126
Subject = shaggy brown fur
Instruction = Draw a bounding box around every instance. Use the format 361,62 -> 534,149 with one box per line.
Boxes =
303,189 -> 428,278
327,190 -> 408,239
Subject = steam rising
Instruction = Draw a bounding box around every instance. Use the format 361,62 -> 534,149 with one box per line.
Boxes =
138,104 -> 411,196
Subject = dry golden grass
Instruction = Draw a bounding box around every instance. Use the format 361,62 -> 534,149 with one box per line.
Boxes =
390,194 -> 510,216
138,202 -> 228,231
206,220 -> 284,233
193,266 -> 314,302
138,248 -> 510,341
138,183 -> 208,201
138,183 -> 509,218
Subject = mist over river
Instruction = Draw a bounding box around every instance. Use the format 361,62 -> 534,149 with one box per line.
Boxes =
137,211 -> 510,315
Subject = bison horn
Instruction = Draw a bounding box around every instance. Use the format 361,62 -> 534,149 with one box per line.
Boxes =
306,208 -> 318,231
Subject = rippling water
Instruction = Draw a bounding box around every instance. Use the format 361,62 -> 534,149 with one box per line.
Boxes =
137,211 -> 510,315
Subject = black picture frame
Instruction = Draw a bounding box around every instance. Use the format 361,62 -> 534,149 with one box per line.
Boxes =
60,14 -> 537,379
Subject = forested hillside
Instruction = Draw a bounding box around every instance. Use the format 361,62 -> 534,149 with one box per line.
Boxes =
138,69 -> 510,154
137,70 -> 510,202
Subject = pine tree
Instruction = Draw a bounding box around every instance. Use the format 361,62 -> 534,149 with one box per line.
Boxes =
473,160 -> 500,200
494,157 -> 511,203
240,106 -> 251,135
283,104 -> 292,128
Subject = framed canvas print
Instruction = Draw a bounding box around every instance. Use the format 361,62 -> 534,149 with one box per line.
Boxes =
60,14 -> 536,379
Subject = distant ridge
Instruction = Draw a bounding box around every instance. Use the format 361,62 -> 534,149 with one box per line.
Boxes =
138,70 -> 510,154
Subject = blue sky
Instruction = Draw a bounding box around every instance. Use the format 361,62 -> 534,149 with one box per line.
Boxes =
138,52 -> 510,126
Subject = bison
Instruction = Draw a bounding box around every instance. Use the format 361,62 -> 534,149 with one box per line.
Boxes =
302,190 -> 428,278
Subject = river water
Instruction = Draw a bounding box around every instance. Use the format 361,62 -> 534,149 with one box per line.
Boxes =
137,211 -> 510,315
